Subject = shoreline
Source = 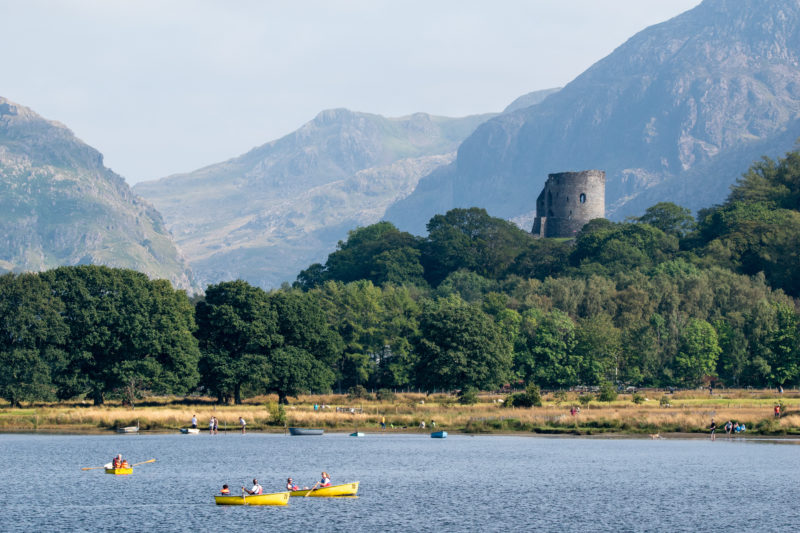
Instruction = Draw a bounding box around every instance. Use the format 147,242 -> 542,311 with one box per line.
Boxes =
2,390 -> 798,437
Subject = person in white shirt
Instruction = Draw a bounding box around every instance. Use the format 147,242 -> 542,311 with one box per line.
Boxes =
191,415 -> 197,428
239,417 -> 246,434
242,479 -> 263,495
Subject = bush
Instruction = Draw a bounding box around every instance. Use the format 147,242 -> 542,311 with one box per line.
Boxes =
376,388 -> 396,402
631,392 -> 645,404
525,383 -> 543,407
578,394 -> 593,407
266,402 -> 287,426
505,384 -> 542,408
659,396 -> 671,408
347,385 -> 371,400
458,387 -> 479,405
598,382 -> 618,402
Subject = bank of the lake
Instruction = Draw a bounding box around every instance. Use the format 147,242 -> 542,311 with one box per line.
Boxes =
2,389 -> 800,437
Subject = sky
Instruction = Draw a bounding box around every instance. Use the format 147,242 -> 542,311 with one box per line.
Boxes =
1,0 -> 702,185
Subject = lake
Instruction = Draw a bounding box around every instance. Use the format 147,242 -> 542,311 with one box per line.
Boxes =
2,432 -> 798,532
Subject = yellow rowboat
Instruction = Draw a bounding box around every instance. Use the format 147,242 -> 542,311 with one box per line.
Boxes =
105,468 -> 133,475
290,482 -> 359,497
215,492 -> 290,506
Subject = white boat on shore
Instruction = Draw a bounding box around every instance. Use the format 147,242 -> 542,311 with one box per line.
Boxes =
180,428 -> 200,434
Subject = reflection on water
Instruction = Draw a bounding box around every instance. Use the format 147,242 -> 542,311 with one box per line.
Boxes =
2,432 -> 799,532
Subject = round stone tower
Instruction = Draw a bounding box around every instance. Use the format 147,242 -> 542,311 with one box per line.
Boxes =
531,170 -> 605,238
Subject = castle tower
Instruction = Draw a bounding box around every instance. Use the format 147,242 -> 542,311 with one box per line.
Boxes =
531,170 -> 605,238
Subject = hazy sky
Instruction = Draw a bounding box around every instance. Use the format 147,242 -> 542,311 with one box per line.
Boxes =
2,0 -> 701,184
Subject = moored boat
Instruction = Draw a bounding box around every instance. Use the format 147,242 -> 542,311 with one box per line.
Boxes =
349,432 -> 365,437
431,431 -> 447,438
117,426 -> 139,434
180,428 -> 200,434
289,482 -> 359,497
214,492 -> 290,506
288,427 -> 324,436
105,467 -> 133,475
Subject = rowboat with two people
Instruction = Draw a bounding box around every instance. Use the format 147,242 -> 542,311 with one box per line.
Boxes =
81,455 -> 156,475
215,479 -> 289,506
214,492 -> 290,506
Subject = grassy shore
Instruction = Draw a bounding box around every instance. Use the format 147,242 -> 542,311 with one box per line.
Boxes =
1,389 -> 799,436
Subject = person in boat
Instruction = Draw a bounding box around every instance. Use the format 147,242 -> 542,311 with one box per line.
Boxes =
242,479 -> 262,495
319,472 -> 331,487
120,459 -> 129,468
112,454 -> 123,468
286,477 -> 299,491
220,484 -> 230,495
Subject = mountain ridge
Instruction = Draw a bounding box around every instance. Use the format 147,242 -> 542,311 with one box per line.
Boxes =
0,96 -> 197,291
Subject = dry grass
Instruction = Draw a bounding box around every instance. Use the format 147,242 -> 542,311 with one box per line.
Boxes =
1,389 -> 799,435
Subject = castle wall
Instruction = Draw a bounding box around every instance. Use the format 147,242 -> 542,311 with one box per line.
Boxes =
532,170 -> 605,238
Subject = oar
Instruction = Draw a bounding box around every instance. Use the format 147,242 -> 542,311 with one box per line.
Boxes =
81,465 -> 106,471
305,482 -> 320,497
131,458 -> 156,467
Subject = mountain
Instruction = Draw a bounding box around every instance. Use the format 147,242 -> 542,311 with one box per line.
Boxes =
0,97 -> 197,291
386,0 -> 800,235
135,109 -> 493,288
502,88 -> 561,113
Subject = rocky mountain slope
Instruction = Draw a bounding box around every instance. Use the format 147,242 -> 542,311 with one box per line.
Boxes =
0,97 -> 197,291
386,0 -> 800,235
135,109 -> 492,288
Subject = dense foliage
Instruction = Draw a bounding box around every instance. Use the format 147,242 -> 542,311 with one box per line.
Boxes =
2,151 -> 800,406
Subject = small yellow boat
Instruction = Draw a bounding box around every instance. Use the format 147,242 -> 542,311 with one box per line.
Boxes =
215,492 -> 290,506
289,482 -> 359,497
105,467 -> 133,475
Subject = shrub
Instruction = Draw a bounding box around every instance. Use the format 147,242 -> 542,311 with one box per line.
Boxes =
347,385 -> 371,400
266,401 -> 287,426
659,396 -> 671,408
525,383 -> 543,407
376,389 -> 396,402
505,384 -> 542,408
598,382 -> 618,402
631,392 -> 645,404
458,387 -> 479,405
578,394 -> 593,407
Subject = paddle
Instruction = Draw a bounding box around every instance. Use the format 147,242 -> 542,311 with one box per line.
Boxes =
305,482 -> 320,497
82,462 -> 114,471
131,458 -> 156,467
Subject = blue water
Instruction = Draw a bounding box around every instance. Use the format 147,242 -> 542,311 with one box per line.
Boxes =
1,432 -> 798,532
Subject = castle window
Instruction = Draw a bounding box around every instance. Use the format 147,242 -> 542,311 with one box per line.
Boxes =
579,193 -> 586,204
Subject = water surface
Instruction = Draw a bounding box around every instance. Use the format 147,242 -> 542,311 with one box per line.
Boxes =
2,432 -> 798,532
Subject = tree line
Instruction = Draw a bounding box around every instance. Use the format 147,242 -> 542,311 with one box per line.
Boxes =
1,150 -> 799,406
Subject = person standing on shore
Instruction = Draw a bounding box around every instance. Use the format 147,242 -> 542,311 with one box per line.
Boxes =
213,417 -> 219,435
774,405 -> 781,418
239,416 -> 246,434
191,414 -> 197,429
709,419 -> 717,441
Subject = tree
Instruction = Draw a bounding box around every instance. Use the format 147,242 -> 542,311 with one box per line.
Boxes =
423,207 -> 534,285
267,346 -> 335,404
515,309 -> 580,388
674,319 -> 721,386
414,295 -> 512,391
41,266 -> 201,404
195,280 -> 279,404
634,202 -> 696,238
0,273 -> 67,406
